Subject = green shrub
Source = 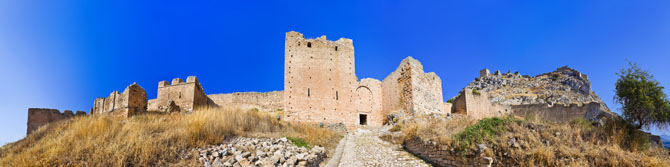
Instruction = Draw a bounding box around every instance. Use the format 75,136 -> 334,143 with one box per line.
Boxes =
453,117 -> 514,151
286,137 -> 311,149
603,118 -> 650,151
472,89 -> 481,96
389,124 -> 402,132
447,98 -> 455,103
570,117 -> 594,131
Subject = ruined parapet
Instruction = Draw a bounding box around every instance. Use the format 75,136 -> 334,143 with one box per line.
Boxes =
452,88 -> 511,120
92,82 -> 147,117
154,76 -> 209,112
480,68 -> 490,78
511,102 -> 611,123
381,57 -> 445,116
27,108 -> 86,135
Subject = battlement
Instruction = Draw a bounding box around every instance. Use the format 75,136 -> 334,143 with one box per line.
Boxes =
285,31 -> 354,48
172,78 -> 185,85
480,68 -> 490,78
153,76 -> 209,112
27,108 -> 86,135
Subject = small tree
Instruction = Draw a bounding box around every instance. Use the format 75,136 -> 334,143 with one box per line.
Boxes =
615,61 -> 670,129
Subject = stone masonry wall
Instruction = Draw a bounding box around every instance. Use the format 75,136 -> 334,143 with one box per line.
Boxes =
452,88 -> 511,120
356,78 -> 384,126
27,108 -> 85,135
382,57 -> 444,116
403,136 -> 496,167
283,31 -> 363,128
207,91 -> 284,112
92,83 -> 147,117
153,76 -> 208,112
511,102 -> 604,122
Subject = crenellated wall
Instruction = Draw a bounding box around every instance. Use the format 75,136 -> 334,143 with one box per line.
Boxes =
152,76 -> 208,112
27,108 -> 86,135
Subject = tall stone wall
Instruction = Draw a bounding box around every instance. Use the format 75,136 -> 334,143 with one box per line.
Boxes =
153,76 -> 208,112
27,108 -> 85,135
283,31 -> 363,127
381,57 -> 444,116
403,136 -> 497,167
356,78 -> 383,126
511,102 -> 605,122
452,88 -> 511,120
207,91 -> 284,112
92,83 -> 147,117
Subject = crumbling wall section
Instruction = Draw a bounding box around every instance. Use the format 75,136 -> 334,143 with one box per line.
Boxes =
511,102 -> 605,122
403,136 -> 497,167
381,57 -> 445,116
27,108 -> 85,135
452,88 -> 511,120
208,91 -> 284,112
92,83 -> 147,117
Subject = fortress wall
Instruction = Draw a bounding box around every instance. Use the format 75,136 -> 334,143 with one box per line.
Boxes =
207,91 -> 284,112
453,88 -> 510,120
92,83 -> 147,117
356,78 -> 383,126
511,102 -> 603,122
284,31 -> 360,127
27,108 -> 85,135
382,57 -> 445,116
154,76 -> 208,112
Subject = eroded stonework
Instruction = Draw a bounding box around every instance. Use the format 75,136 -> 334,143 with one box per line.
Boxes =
27,108 -> 85,135
92,83 -> 147,117
208,91 -> 284,112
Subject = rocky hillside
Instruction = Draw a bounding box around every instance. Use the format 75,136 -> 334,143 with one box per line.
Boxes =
465,66 -> 612,113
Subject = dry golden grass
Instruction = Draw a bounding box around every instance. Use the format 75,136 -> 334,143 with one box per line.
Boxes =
0,107 -> 340,167
398,114 -> 670,167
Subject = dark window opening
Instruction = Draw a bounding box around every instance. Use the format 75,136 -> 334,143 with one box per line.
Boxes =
307,42 -> 312,48
335,46 -> 338,51
359,114 -> 367,125
336,91 -> 339,100
308,88 -> 310,97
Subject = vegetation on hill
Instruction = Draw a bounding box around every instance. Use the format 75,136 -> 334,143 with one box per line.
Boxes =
392,115 -> 670,166
615,61 -> 670,130
0,107 -> 340,166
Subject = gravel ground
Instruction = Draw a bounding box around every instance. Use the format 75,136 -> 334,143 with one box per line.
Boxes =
337,128 -> 431,167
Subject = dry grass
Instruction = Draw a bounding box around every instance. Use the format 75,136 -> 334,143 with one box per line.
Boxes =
0,107 -> 340,166
398,114 -> 670,167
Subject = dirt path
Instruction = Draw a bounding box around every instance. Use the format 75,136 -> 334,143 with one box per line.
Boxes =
329,128 -> 431,167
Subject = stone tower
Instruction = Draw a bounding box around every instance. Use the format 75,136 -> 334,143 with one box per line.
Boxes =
283,31 -> 360,125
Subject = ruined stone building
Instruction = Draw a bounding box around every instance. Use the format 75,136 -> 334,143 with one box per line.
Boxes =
92,83 -> 147,117
283,31 -> 446,128
27,108 -> 85,135
148,76 -> 209,112
207,91 -> 284,112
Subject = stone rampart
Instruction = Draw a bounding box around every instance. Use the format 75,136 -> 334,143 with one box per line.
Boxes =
403,136 -> 496,167
452,89 -> 511,120
92,83 -> 147,117
207,91 -> 284,112
27,108 -> 85,135
511,102 -> 606,122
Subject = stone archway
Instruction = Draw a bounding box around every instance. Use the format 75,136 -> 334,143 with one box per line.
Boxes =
355,86 -> 373,125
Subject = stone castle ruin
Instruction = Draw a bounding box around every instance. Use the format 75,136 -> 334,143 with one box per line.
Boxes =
92,82 -> 147,117
148,76 -> 209,112
27,108 -> 85,135
283,31 -> 445,128
27,31 -> 618,135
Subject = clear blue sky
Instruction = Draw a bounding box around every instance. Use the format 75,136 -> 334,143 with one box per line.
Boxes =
1,0 -> 669,144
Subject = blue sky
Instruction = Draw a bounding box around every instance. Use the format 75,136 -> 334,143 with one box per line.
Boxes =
1,0 -> 669,144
